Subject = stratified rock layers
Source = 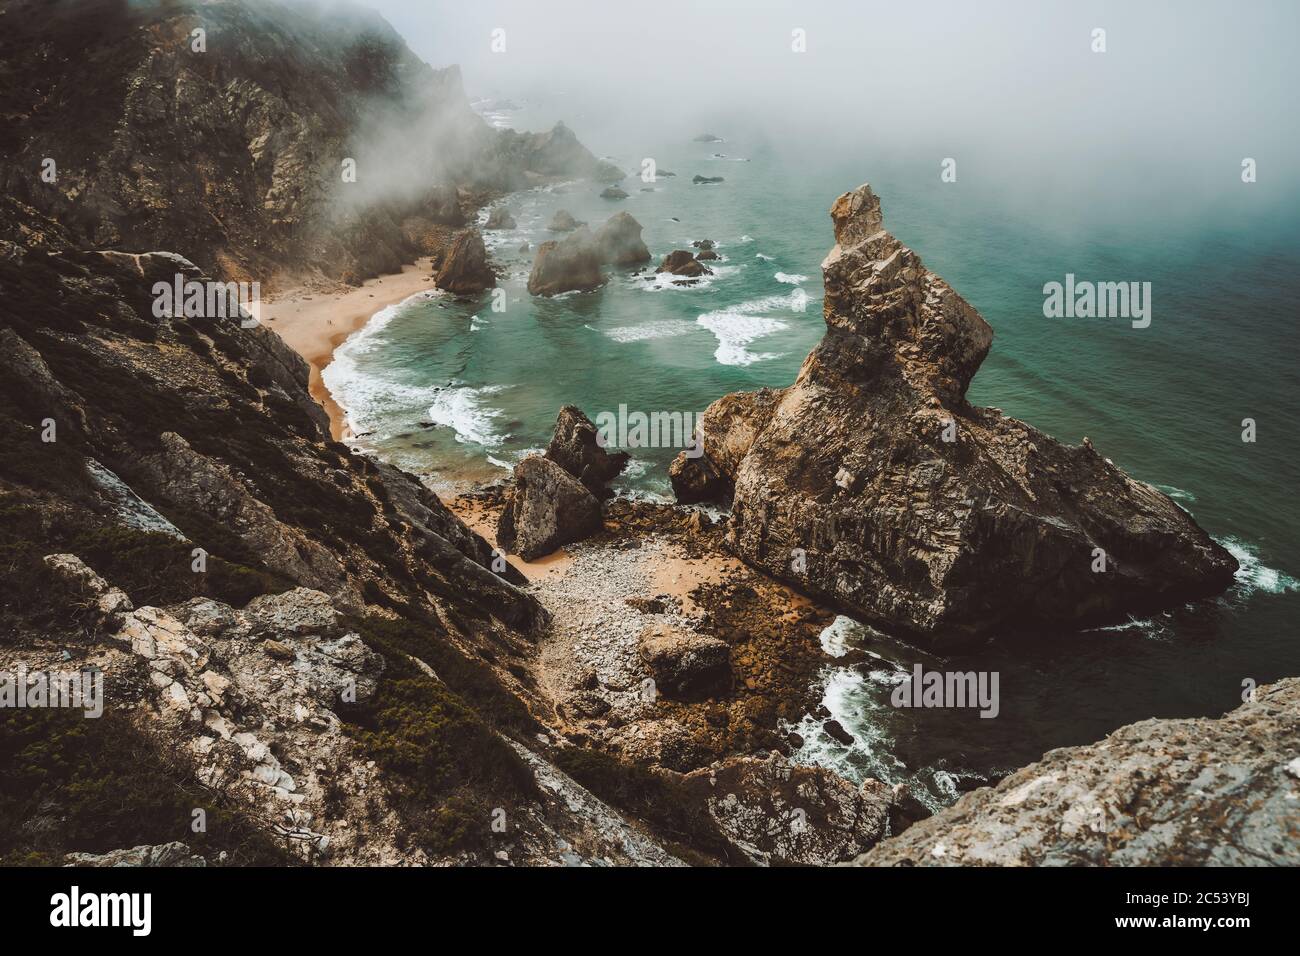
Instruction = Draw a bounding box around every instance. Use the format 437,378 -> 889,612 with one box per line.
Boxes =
672,184 -> 1236,642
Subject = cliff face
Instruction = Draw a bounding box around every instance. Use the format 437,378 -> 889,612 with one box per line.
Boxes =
859,679 -> 1300,866
0,0 -> 612,287
0,195 -> 685,865
672,184 -> 1237,643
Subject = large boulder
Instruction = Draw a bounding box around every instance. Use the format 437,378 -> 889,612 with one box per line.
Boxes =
638,623 -> 730,699
656,249 -> 711,277
527,227 -> 606,296
434,227 -> 494,294
497,455 -> 603,560
593,212 -> 651,266
680,754 -> 892,866
859,678 -> 1300,866
671,183 -> 1237,643
544,404 -> 630,498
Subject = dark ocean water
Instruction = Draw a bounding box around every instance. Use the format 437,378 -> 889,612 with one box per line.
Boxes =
326,113 -> 1299,807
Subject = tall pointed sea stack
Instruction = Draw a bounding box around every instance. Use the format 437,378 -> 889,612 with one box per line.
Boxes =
671,184 -> 1237,643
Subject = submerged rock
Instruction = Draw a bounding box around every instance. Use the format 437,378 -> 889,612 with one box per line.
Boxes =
692,175 -> 724,184
434,227 -> 494,294
544,404 -> 630,499
859,678 -> 1300,866
593,211 -> 651,266
527,226 -> 606,296
497,455 -> 603,560
671,183 -> 1237,642
656,249 -> 712,278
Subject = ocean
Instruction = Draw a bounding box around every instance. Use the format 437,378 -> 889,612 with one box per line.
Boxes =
324,105 -> 1300,809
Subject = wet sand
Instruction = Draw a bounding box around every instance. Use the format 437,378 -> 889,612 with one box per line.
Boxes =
258,258 -> 436,440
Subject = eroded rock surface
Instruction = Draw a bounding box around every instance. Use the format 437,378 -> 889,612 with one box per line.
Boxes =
497,456 -> 603,560
859,679 -> 1300,866
593,212 -> 651,266
683,754 -> 892,865
672,183 -> 1237,642
544,405 -> 629,499
527,227 -> 606,296
434,227 -> 495,294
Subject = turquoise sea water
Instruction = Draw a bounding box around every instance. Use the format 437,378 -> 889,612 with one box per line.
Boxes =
326,113 -> 1300,805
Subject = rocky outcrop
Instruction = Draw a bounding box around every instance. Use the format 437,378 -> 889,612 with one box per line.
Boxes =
593,212 -> 652,266
638,624 -> 731,699
671,183 -> 1237,642
682,754 -> 892,865
544,405 -> 630,499
860,679 -> 1300,866
656,249 -> 712,278
485,206 -> 517,229
599,186 -> 628,200
0,0 -> 609,287
64,842 -> 208,868
497,456 -> 604,560
692,175 -> 725,184
434,227 -> 495,294
527,227 -> 606,296
548,210 -> 584,232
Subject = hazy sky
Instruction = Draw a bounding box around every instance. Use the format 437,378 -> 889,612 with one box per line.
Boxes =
353,0 -> 1300,206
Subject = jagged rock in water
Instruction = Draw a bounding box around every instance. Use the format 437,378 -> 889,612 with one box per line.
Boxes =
671,183 -> 1237,643
497,456 -> 603,560
680,754 -> 892,865
544,404 -> 630,499
656,249 -> 712,278
859,679 -> 1300,866
599,186 -> 628,200
547,210 -> 584,232
593,212 -> 652,266
527,227 -> 606,296
434,227 -> 494,294
485,206 -> 517,229
638,623 -> 731,699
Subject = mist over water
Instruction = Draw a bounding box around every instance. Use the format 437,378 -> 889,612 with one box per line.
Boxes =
336,0 -> 1300,805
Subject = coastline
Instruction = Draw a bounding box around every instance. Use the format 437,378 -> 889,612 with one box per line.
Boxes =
259,257 -> 436,440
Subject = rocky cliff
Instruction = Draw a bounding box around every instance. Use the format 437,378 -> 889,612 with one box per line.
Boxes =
671,184 -> 1237,643
859,679 -> 1300,866
0,0 -> 613,288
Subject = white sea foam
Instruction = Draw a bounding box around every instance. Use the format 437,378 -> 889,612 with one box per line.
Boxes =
427,383 -> 511,448
1218,537 -> 1299,597
1155,483 -> 1197,503
635,262 -> 740,293
774,272 -> 808,285
696,293 -> 792,365
322,292 -> 445,438
755,253 -> 774,261
599,320 -> 695,343
819,615 -> 857,658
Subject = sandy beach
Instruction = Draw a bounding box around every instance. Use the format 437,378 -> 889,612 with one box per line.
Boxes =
257,258 -> 436,440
